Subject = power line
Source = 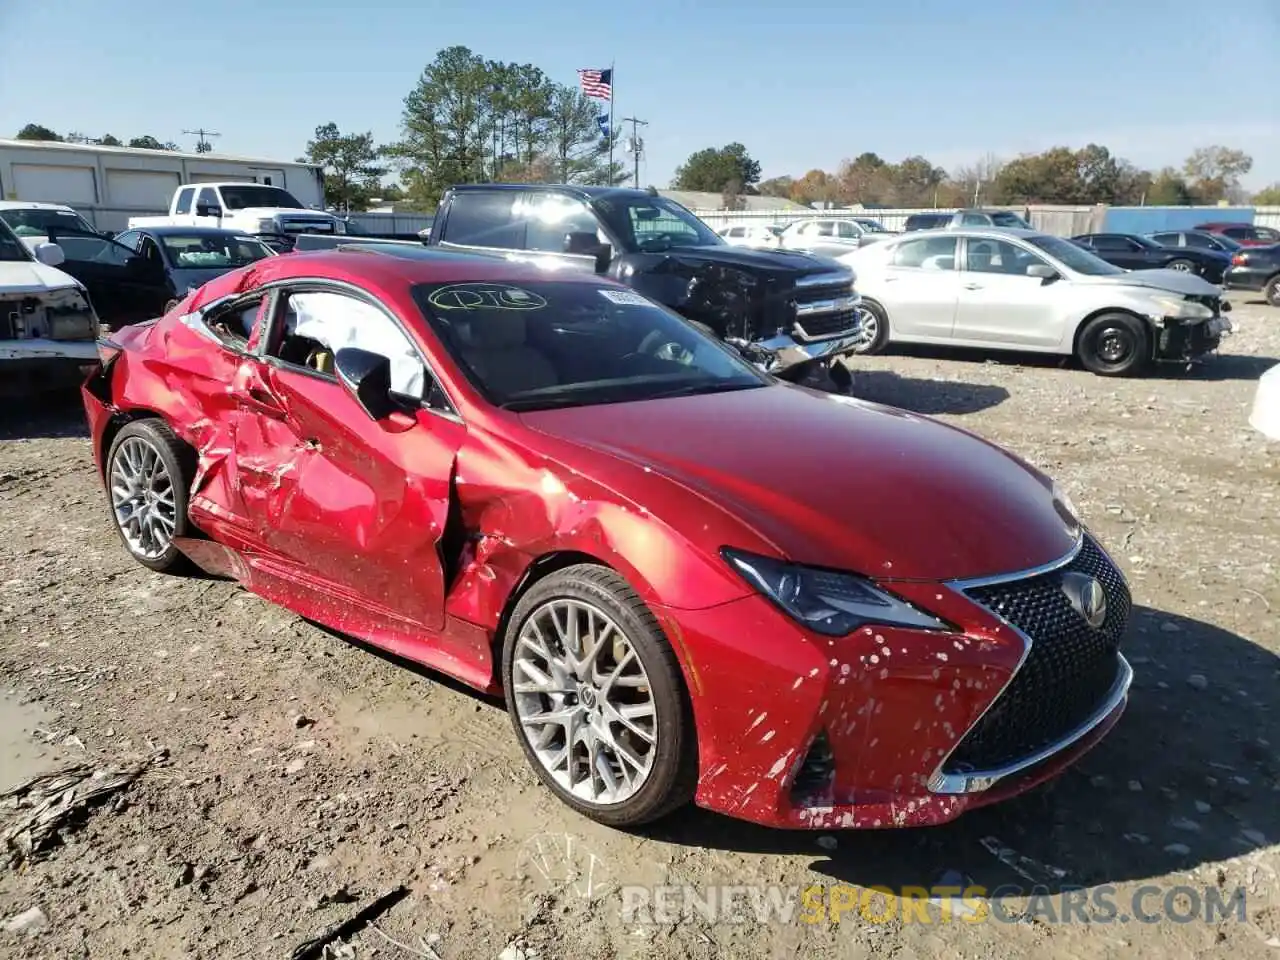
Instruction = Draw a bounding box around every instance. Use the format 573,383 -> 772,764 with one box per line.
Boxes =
183,128 -> 222,154
621,117 -> 648,188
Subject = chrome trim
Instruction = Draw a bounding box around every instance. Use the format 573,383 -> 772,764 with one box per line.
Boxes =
750,330 -> 864,371
794,293 -> 861,318
927,654 -> 1132,794
925,533 -> 1087,795
794,270 -> 854,290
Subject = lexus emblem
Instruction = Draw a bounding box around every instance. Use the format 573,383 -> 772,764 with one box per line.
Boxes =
1062,572 -> 1107,629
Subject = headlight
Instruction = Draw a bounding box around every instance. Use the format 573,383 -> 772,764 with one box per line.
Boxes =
256,218 -> 278,234
1150,296 -> 1212,321
722,548 -> 950,635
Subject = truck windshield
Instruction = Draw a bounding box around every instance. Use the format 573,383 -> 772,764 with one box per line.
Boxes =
219,186 -> 305,210
412,279 -> 768,411
0,207 -> 98,237
592,196 -> 724,253
0,220 -> 31,262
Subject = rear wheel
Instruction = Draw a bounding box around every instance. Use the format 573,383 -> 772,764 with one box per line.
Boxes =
502,565 -> 696,827
1077,313 -> 1151,377
106,419 -> 193,573
1166,259 -> 1195,273
1265,275 -> 1280,308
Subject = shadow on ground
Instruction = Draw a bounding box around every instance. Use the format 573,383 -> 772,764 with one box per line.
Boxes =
883,344 -> 1276,384
0,388 -> 89,441
851,369 -> 1010,415
645,605 -> 1278,895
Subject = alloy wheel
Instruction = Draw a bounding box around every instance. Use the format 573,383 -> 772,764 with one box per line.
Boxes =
109,436 -> 178,560
853,307 -> 879,351
511,598 -> 657,805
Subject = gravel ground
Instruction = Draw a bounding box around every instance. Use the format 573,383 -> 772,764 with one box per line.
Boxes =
1,300 -> 1278,960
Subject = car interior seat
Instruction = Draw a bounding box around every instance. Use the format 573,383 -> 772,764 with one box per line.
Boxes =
452,314 -> 559,396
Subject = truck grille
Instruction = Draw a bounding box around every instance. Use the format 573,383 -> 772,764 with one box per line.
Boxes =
942,535 -> 1130,774
790,272 -> 860,341
279,217 -> 336,235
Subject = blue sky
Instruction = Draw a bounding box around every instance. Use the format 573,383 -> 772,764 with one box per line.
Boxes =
2,0 -> 1277,190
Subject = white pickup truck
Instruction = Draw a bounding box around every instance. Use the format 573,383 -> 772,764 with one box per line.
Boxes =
128,183 -> 346,250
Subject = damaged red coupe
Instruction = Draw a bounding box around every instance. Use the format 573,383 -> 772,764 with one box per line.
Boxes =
82,245 -> 1134,830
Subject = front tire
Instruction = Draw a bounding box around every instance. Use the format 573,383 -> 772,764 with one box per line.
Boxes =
106,419 -> 193,573
1166,259 -> 1195,273
1077,313 -> 1151,377
852,301 -> 890,355
502,565 -> 696,828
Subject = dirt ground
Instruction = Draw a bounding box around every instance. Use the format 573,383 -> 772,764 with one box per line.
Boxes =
1,299 -> 1278,960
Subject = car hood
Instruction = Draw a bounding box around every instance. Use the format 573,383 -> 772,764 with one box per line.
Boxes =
0,259 -> 80,294
663,244 -> 851,277
1081,269 -> 1222,296
520,384 -> 1079,582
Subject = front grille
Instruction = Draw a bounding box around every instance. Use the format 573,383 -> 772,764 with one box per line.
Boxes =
791,279 -> 860,340
280,219 -> 335,235
943,535 -> 1130,774
792,730 -> 835,798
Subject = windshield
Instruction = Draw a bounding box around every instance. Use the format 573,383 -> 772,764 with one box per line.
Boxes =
0,207 -> 97,237
0,218 -> 32,262
592,196 -> 723,252
161,233 -> 273,268
854,219 -> 889,233
219,185 -> 304,210
413,280 -> 770,411
989,211 -> 1032,229
1198,232 -> 1242,250
1026,235 -> 1126,276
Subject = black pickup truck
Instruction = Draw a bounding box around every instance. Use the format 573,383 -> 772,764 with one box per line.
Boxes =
415,184 -> 864,387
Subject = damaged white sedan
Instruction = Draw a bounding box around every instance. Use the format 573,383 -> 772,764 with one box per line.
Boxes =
0,216 -> 102,396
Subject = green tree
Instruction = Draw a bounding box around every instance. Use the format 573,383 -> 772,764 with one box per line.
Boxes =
1253,183 -> 1280,205
128,135 -> 177,150
836,153 -> 893,204
672,143 -> 761,192
16,123 -> 62,141
889,155 -> 947,206
100,134 -> 123,146
757,175 -> 794,199
1183,145 -> 1252,203
789,169 -> 840,206
304,122 -> 389,212
1143,167 -> 1194,205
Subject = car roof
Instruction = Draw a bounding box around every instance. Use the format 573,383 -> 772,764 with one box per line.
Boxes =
895,226 -> 1043,239
191,246 -> 621,307
0,200 -> 79,212
448,183 -> 660,203
130,225 -> 265,239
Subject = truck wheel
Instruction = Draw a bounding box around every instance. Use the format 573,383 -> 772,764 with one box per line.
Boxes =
1077,313 -> 1151,377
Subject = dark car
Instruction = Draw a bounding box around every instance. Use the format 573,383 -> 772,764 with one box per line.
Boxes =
111,226 -> 276,312
1071,233 -> 1230,283
1195,222 -> 1280,247
904,209 -> 1033,231
423,184 -> 862,389
1222,244 -> 1280,306
1147,230 -> 1244,255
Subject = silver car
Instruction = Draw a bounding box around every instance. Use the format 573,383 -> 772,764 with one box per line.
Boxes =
838,228 -> 1233,376
777,217 -> 896,258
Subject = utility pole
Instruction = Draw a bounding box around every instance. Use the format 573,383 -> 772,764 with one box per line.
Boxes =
183,128 -> 221,154
621,117 -> 648,188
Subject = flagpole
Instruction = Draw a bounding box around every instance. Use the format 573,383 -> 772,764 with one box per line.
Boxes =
607,59 -> 615,185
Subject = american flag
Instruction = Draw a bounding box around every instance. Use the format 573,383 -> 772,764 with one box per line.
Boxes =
577,68 -> 612,101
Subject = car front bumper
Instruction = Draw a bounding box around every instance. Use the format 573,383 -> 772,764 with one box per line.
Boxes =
1,339 -> 101,395
739,330 -> 865,376
660,533 -> 1133,829
1154,315 -> 1231,361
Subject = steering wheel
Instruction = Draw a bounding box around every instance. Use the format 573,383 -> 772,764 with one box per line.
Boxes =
625,330 -> 695,365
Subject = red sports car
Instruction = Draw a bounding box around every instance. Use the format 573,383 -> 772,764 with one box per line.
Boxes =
81,245 -> 1134,830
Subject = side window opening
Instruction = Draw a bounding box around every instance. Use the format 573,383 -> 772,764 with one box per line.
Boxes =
203,296 -> 264,350
268,290 -> 451,412
174,188 -> 195,215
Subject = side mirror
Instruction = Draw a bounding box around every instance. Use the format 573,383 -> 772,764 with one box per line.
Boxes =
334,348 -> 400,420
101,230 -> 116,240
564,231 -> 603,255
196,203 -> 223,218
1026,263 -> 1058,283
33,242 -> 66,267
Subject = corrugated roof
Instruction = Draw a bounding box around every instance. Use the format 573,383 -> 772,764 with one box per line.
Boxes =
659,189 -> 809,212
0,138 -> 319,170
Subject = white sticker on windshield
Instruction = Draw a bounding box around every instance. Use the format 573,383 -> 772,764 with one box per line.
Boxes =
599,289 -> 651,307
